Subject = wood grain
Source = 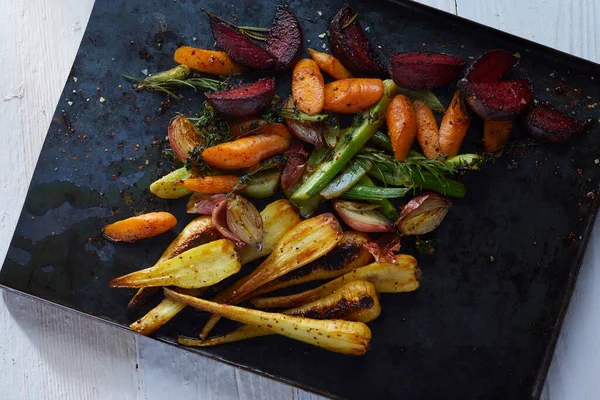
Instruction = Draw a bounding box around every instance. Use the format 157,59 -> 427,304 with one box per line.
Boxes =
0,0 -> 598,399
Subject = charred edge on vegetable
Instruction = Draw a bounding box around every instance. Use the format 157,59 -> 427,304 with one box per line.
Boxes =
287,294 -> 376,319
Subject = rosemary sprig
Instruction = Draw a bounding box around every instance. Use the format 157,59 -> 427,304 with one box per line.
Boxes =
124,74 -> 226,98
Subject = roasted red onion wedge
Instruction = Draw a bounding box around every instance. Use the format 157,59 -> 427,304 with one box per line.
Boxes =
168,115 -> 203,163
187,193 -> 227,214
388,52 -> 465,90
204,10 -> 275,69
364,233 -> 401,263
212,198 -> 244,247
227,194 -> 264,250
282,97 -> 324,145
464,49 -> 516,82
266,6 -> 303,71
458,78 -> 533,120
329,5 -> 386,75
396,193 -> 451,236
524,103 -> 588,143
333,200 -> 395,233
205,78 -> 276,118
281,139 -> 308,191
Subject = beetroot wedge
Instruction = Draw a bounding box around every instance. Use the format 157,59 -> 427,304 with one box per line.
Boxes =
389,52 -> 465,90
464,49 -> 516,82
266,6 -> 303,71
524,103 -> 588,143
329,5 -> 386,75
205,78 -> 276,118
458,78 -> 533,120
205,10 -> 275,70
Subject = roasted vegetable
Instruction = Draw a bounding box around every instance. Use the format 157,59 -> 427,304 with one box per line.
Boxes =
386,94 -> 417,161
413,99 -> 441,159
438,90 -> 470,157
200,213 -> 344,339
127,287 -> 161,312
329,5 -> 385,75
205,10 -> 275,69
292,59 -> 325,115
396,87 -> 445,113
179,175 -> 242,194
166,288 -> 372,355
464,49 -> 516,82
483,119 -> 513,152
187,193 -> 226,214
226,195 -> 264,249
363,233 -> 401,263
243,169 -> 281,199
201,127 -> 290,170
308,48 -> 353,79
252,254 -> 420,309
150,167 -> 193,199
320,158 -> 373,199
103,212 -> 177,242
168,115 -> 203,164
282,97 -> 325,145
323,78 -> 384,114
458,78 -> 533,120
205,78 -> 276,118
250,230 -> 373,297
341,178 -> 410,200
266,6 -> 303,71
396,193 -> 452,236
524,103 -> 588,143
333,200 -> 394,233
292,79 -> 397,200
281,139 -> 308,191
180,280 -> 380,346
173,47 -> 244,76
124,65 -> 227,97
388,52 -> 465,90
109,239 -> 240,289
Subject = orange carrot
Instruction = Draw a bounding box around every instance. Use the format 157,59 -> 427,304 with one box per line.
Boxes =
323,78 -> 384,114
230,120 -> 291,139
292,59 -> 325,115
202,131 -> 291,170
438,90 -> 470,157
178,175 -> 242,194
484,119 -> 513,153
414,100 -> 441,159
308,48 -> 353,80
103,212 -> 177,242
174,47 -> 243,76
385,94 -> 417,161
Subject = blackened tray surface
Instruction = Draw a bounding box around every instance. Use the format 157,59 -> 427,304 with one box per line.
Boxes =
2,1 -> 600,399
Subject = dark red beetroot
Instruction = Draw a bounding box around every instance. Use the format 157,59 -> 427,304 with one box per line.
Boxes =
281,139 -> 308,191
388,52 -> 465,90
266,6 -> 303,71
205,78 -> 276,118
524,103 -> 588,143
329,5 -> 386,75
205,10 -> 275,70
458,78 -> 533,120
464,49 -> 516,82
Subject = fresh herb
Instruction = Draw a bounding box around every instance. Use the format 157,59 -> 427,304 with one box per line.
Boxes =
184,103 -> 233,170
124,66 -> 226,98
228,155 -> 284,196
202,9 -> 270,41
414,237 -> 437,256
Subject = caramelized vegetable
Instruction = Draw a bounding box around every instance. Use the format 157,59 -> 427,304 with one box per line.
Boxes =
281,139 -> 308,192
438,90 -> 470,157
103,212 -> 177,242
200,213 -> 344,339
180,280 -> 380,347
459,78 -> 533,120
413,100 -> 441,159
386,94 -> 417,161
323,78 -> 384,114
483,119 -> 513,152
524,103 -> 588,143
227,195 -> 264,249
187,193 -> 226,215
333,200 -> 395,233
308,48 -> 353,79
178,175 -> 242,194
266,6 -> 303,71
205,78 -> 276,118
109,239 -> 240,289
243,169 -> 281,199
388,52 -> 465,90
249,230 -> 373,298
283,97 -> 324,146
150,167 -> 192,199
202,130 -> 290,170
396,193 -> 452,235
168,115 -> 203,164
166,288 -> 372,355
292,59 -> 325,115
252,254 -> 420,309
173,47 -> 243,76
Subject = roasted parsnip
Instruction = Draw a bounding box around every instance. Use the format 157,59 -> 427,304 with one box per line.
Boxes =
166,288 -> 371,355
109,239 -> 240,289
180,280 -> 380,347
252,254 -> 420,309
200,213 -> 344,339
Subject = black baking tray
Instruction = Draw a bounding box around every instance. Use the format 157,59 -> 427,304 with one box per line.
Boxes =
2,0 -> 599,399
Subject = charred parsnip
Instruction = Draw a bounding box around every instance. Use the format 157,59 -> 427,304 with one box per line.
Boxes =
199,213 -> 344,339
180,280 -> 380,347
252,254 -> 420,309
166,288 -> 371,355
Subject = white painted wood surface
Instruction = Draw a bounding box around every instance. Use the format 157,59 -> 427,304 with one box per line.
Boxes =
0,1 -> 598,399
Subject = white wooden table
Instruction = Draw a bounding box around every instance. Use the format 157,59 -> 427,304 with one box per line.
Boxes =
1,1 -> 598,398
